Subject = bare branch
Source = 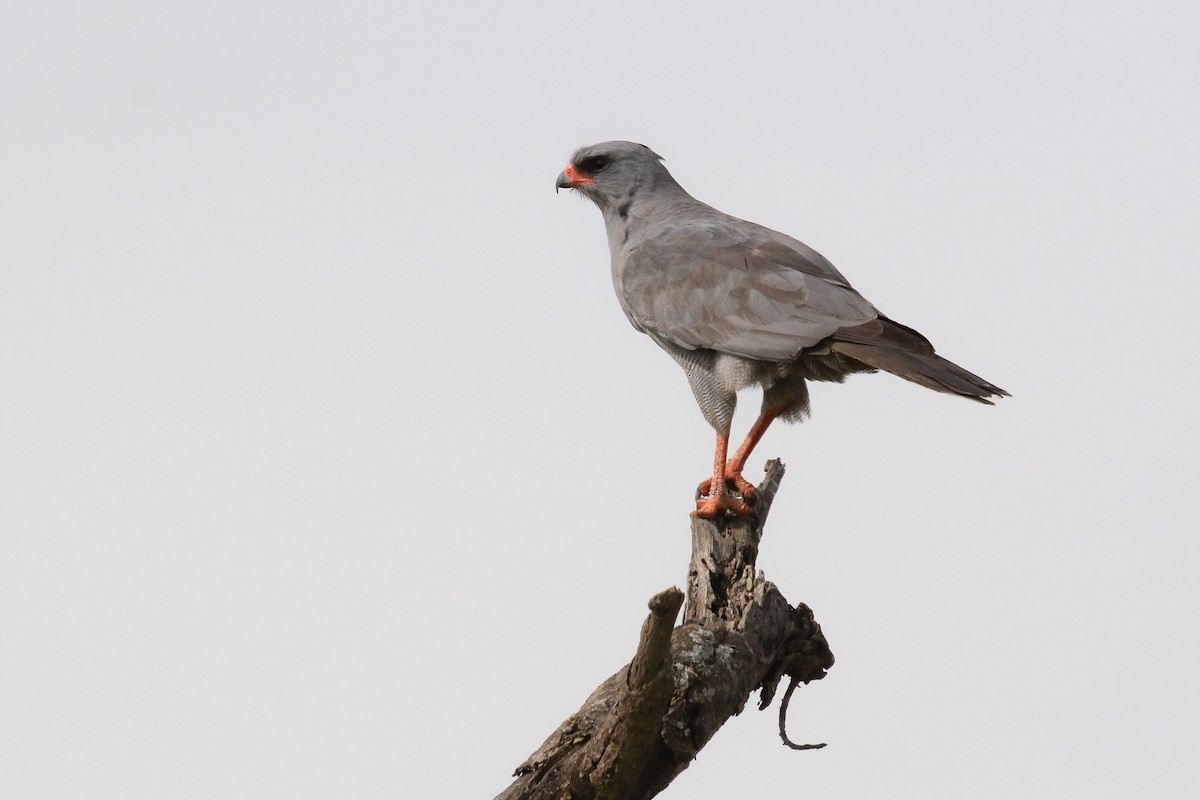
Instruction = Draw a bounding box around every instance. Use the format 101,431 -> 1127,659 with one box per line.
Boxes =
778,676 -> 827,751
495,461 -> 833,800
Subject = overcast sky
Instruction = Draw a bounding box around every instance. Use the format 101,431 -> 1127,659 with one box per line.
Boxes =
3,2 -> 1198,798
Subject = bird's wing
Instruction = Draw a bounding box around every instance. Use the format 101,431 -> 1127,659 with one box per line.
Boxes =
618,217 -> 880,361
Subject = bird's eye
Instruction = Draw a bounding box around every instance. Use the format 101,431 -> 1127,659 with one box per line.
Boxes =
582,155 -> 610,173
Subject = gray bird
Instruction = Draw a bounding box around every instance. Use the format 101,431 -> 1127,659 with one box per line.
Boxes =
556,141 -> 1008,519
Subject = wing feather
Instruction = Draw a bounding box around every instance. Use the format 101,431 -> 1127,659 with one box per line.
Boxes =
617,216 -> 879,362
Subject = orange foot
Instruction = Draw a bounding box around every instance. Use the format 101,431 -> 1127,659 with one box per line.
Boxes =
695,472 -> 757,504
692,482 -> 755,519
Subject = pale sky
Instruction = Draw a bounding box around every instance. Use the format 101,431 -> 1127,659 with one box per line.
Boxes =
3,2 -> 1198,798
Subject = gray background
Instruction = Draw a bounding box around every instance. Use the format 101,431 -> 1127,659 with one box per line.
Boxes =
4,1 -> 1197,797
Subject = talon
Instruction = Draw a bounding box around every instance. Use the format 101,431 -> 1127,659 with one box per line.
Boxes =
692,491 -> 754,519
731,474 -> 757,502
696,471 -> 757,502
693,431 -> 756,519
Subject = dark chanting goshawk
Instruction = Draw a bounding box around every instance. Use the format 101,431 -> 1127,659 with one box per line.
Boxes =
556,141 -> 1008,519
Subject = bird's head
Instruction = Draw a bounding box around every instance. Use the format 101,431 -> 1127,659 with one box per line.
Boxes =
555,141 -> 680,215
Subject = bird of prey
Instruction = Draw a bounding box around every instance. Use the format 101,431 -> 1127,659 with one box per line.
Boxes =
556,141 -> 1008,519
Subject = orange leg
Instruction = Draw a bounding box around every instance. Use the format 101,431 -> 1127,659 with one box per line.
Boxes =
696,406 -> 783,506
725,406 -> 784,495
693,431 -> 754,519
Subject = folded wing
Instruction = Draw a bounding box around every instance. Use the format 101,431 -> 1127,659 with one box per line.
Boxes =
618,217 -> 879,362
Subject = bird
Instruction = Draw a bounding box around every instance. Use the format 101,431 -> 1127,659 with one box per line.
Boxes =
556,141 -> 1008,519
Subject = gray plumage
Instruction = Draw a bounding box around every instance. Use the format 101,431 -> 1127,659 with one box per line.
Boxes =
556,141 -> 1007,516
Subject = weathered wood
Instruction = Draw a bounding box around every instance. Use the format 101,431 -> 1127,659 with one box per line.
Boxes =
683,459 -> 785,626
495,460 -> 833,800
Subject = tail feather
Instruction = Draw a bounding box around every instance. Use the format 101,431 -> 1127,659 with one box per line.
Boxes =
830,341 -> 1009,404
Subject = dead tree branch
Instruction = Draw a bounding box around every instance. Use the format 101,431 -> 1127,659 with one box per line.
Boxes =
495,460 -> 833,800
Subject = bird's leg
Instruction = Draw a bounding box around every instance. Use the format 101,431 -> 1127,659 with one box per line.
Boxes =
723,406 -> 784,501
693,430 -> 754,519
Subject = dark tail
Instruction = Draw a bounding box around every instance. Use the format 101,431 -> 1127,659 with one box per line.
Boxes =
830,340 -> 1009,404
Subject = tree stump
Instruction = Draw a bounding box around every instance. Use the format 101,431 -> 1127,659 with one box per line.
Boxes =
495,460 -> 833,800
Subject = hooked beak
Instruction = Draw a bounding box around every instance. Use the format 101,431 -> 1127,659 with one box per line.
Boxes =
555,164 -> 596,192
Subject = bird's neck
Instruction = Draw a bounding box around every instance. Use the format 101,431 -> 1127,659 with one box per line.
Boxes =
598,179 -> 696,242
